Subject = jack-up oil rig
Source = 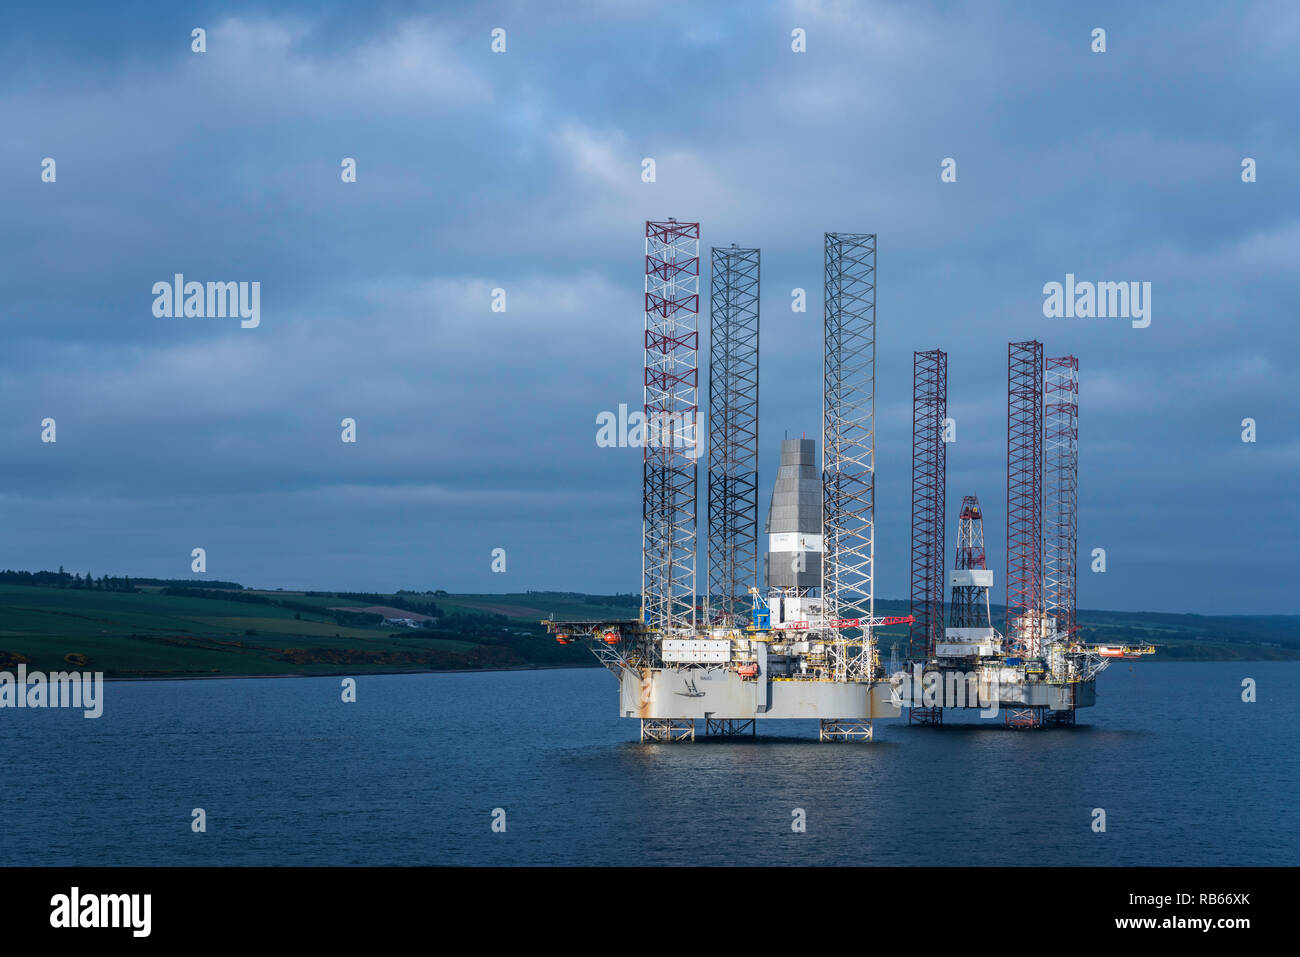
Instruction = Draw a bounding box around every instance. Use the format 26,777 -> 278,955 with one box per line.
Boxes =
900,345 -> 1153,728
545,222 -> 903,741
543,220 -> 1151,741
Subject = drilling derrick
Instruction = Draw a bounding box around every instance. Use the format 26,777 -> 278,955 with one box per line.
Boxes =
642,219 -> 700,636
948,496 -> 992,632
706,246 -> 760,626
1006,339 -> 1045,657
1045,356 -> 1079,639
764,438 -> 822,600
908,349 -> 947,661
822,232 -> 878,690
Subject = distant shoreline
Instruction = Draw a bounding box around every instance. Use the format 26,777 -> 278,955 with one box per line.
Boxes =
102,663 -> 600,682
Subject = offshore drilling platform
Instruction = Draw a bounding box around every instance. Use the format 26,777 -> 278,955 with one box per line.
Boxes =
544,219 -> 1151,741
901,346 -> 1152,729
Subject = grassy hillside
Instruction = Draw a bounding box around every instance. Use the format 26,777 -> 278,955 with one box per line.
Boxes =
0,581 -> 1294,678
0,583 -> 594,678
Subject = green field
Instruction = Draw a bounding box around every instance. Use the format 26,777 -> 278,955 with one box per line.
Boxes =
0,583 -> 589,678
0,582 -> 1294,678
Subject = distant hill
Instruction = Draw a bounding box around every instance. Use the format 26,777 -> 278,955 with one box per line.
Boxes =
0,576 -> 1294,678
0,581 -> 589,678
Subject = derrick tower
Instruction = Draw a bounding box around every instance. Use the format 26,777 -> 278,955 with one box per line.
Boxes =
949,496 -> 992,631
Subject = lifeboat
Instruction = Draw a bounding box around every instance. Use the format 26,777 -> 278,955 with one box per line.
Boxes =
602,632 -> 620,644
555,634 -> 571,644
737,663 -> 759,678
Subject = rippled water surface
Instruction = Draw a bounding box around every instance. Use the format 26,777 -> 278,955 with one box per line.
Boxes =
2,662 -> 1294,865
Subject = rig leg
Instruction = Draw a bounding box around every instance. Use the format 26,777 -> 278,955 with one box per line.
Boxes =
908,707 -> 944,726
705,718 -> 756,737
640,719 -> 695,742
1005,707 -> 1044,729
819,719 -> 873,742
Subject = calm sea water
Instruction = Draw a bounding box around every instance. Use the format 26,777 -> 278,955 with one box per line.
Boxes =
2,662 -> 1295,866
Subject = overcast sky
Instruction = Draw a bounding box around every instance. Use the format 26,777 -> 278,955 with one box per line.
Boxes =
1,1 -> 1296,614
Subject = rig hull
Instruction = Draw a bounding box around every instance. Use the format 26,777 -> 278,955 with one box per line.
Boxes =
619,666 -> 899,721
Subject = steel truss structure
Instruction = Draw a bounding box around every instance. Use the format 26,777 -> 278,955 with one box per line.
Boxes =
819,719 -> 873,741
705,718 -> 756,737
643,220 -> 700,635
822,233 -> 877,681
706,246 -> 760,626
587,634 -> 648,678
1045,355 -> 1079,638
949,496 -> 990,629
1006,340 -> 1045,654
1005,708 -> 1042,729
1007,701 -> 1076,729
909,349 -> 947,660
641,719 -> 695,742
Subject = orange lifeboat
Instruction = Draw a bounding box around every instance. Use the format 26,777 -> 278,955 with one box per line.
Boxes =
555,634 -> 571,644
602,631 -> 620,644
737,663 -> 759,678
